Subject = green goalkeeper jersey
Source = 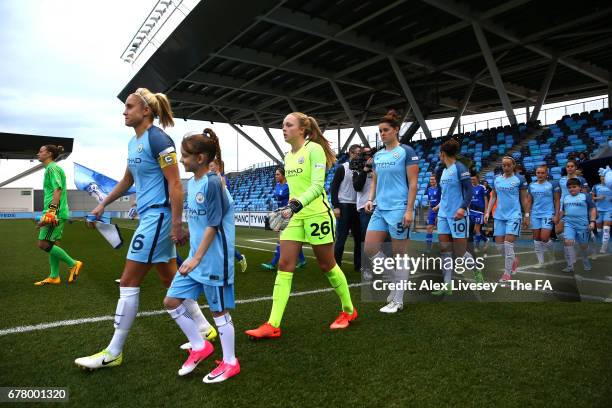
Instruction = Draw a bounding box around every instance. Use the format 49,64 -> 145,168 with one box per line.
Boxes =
43,161 -> 69,219
284,141 -> 331,220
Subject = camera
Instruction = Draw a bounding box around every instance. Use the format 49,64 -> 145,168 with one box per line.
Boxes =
349,147 -> 378,171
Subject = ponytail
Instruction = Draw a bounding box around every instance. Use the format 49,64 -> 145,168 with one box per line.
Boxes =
182,127 -> 222,166
379,109 -> 400,129
134,88 -> 175,128
203,128 -> 221,164
43,145 -> 65,160
290,112 -> 335,169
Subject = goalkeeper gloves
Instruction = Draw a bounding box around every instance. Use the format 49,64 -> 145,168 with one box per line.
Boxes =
268,199 -> 303,232
41,204 -> 59,226
287,199 -> 303,214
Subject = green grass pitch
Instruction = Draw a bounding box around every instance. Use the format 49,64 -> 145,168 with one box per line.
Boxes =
0,219 -> 610,407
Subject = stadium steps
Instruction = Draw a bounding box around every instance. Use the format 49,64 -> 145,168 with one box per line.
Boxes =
478,127 -> 544,179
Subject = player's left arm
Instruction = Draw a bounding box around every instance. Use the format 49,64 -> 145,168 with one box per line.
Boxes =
586,194 -> 597,231
553,182 -> 561,223
41,168 -> 64,225
517,175 -> 529,223
520,189 -> 530,227
523,188 -> 533,228
161,164 -> 185,244
455,163 -> 473,220
403,145 -> 419,226
151,132 -> 184,244
524,185 -> 533,214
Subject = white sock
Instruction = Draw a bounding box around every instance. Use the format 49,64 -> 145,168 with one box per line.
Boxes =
393,266 -> 409,304
543,240 -> 553,251
534,240 -> 544,264
168,303 -> 205,351
214,313 -> 236,364
107,287 -> 140,357
602,226 -> 610,248
580,246 -> 590,265
504,241 -> 515,275
543,240 -> 554,261
182,299 -> 212,333
564,246 -> 576,267
496,242 -> 505,258
441,252 -> 453,284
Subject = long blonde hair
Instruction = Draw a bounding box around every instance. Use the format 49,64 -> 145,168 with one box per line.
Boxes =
290,112 -> 335,169
133,88 -> 175,128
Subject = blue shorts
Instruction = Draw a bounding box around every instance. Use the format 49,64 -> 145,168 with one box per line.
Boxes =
469,211 -> 484,225
167,274 -> 235,313
437,216 -> 469,239
494,218 -> 522,237
531,216 -> 554,230
564,224 -> 590,244
596,211 -> 612,223
367,208 -> 409,239
427,209 -> 438,226
126,210 -> 176,264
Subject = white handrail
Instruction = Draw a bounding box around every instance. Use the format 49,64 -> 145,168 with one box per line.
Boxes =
412,96 -> 608,141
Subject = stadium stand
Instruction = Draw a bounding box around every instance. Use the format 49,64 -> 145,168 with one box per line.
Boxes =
228,160 -> 343,212
226,108 -> 611,215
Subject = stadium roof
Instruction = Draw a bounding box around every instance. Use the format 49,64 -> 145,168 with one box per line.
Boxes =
0,133 -> 74,187
0,133 -> 73,160
119,0 -> 612,141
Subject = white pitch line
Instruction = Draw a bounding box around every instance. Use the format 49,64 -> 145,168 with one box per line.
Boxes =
0,283 -> 366,337
514,258 -> 612,284
247,239 -> 360,256
235,243 -> 354,265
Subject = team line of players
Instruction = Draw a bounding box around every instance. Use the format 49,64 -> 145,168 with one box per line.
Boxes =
68,88 -> 610,382
424,154 -> 611,288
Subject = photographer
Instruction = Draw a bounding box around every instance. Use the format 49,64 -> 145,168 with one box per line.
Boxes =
331,144 -> 362,271
353,146 -> 375,242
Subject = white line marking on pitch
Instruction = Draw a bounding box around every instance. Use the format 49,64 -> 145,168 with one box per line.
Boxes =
0,283 -> 366,337
235,244 -> 354,265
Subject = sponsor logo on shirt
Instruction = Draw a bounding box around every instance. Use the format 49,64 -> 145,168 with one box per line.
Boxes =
496,181 -> 519,192
127,158 -> 142,165
185,207 -> 207,217
286,168 -> 304,177
563,201 -> 586,208
376,161 -> 396,169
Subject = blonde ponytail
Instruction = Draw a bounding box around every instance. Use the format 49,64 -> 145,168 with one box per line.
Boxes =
290,112 -> 336,169
134,88 -> 175,128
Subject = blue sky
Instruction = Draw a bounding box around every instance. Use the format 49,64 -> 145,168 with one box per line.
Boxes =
0,1 -> 607,189
0,0 -> 286,189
